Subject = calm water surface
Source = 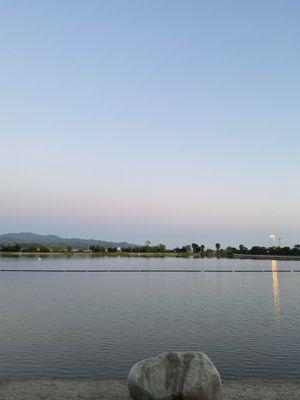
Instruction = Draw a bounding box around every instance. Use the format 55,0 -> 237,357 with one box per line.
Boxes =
0,256 -> 299,379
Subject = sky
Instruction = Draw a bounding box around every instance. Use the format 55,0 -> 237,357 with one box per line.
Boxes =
1,0 -> 300,247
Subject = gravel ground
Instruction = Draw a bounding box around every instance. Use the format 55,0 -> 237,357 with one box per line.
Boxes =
0,379 -> 300,400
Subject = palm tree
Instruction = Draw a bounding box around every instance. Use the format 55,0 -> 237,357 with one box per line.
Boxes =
215,243 -> 221,258
200,245 -> 205,258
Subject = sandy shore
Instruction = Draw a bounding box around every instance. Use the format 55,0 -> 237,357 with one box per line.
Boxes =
0,379 -> 300,399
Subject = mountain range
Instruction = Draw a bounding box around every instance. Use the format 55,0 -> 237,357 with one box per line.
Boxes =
0,232 -> 137,249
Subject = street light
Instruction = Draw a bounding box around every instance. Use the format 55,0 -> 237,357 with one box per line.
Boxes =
269,234 -> 276,249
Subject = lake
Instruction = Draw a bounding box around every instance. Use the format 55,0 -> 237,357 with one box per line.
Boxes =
0,256 -> 299,380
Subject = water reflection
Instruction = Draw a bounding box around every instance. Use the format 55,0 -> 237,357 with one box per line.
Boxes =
271,260 -> 280,320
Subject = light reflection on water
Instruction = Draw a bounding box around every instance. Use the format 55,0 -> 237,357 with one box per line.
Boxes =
271,260 -> 280,320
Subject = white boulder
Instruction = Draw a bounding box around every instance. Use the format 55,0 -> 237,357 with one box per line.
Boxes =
127,351 -> 221,400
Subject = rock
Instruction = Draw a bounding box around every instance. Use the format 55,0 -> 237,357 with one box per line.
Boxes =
127,351 -> 221,400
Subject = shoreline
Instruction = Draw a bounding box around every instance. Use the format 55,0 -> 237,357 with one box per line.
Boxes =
1,252 -> 300,261
234,254 -> 300,260
0,379 -> 300,399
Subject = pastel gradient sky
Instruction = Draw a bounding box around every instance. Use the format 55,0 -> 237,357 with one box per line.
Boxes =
1,0 -> 300,247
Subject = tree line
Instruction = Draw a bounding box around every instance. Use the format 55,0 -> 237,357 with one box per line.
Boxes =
1,242 -> 300,257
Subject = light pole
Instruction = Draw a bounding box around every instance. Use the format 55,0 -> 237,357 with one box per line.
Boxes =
269,234 -> 276,249
145,240 -> 151,254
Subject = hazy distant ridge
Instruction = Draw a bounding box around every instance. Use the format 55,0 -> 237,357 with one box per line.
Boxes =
0,232 -> 137,249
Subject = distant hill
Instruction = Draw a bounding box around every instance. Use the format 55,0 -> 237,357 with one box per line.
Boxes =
0,232 -> 138,249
